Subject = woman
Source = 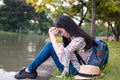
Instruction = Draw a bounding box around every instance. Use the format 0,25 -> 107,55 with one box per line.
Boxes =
14,15 -> 94,79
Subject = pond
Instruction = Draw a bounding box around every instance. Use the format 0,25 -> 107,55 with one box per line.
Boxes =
0,32 -> 45,80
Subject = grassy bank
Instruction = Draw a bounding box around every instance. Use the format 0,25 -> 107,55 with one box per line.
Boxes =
0,31 -> 48,39
0,31 -> 19,35
51,41 -> 120,80
102,41 -> 120,80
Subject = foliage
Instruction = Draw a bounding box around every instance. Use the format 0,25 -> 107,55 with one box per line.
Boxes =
82,22 -> 110,36
0,0 -> 36,32
0,0 -> 54,34
97,0 -> 120,40
26,0 -> 52,12
1,0 -> 120,39
86,0 -> 120,41
27,11 -> 54,34
96,0 -> 120,22
25,0 -> 89,26
36,11 -> 54,34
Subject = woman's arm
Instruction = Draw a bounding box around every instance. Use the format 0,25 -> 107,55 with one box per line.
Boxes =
48,27 -> 60,54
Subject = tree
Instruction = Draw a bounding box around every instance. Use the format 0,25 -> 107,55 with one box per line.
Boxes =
95,0 -> 120,41
36,11 -> 54,34
25,0 -> 99,38
0,0 -> 36,32
25,0 -> 89,26
25,0 -> 120,41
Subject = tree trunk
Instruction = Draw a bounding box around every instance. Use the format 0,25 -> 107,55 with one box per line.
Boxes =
79,7 -> 88,27
115,35 -> 119,41
107,22 -> 110,40
115,25 -> 120,41
107,26 -> 109,40
109,22 -> 120,41
90,0 -> 96,38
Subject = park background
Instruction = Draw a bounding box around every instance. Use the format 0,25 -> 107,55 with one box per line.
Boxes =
0,0 -> 120,80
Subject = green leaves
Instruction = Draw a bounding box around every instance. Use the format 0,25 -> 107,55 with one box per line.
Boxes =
1,0 -> 36,32
94,0 -> 120,22
26,0 -> 38,3
25,0 -> 52,12
104,1 -> 120,12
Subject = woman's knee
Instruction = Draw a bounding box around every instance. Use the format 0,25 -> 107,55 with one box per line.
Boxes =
45,42 -> 54,49
46,42 -> 52,46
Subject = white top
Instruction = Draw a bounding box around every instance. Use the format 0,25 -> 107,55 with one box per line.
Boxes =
57,37 -> 92,72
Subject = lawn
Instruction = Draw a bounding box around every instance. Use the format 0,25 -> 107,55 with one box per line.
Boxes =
51,41 -> 120,80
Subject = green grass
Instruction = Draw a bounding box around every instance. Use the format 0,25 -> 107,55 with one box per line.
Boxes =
51,41 -> 120,80
0,31 -> 48,39
0,31 -> 19,35
102,41 -> 120,80
45,36 -> 62,43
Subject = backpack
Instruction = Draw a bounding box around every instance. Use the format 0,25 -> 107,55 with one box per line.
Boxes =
88,39 -> 109,69
75,39 -> 109,70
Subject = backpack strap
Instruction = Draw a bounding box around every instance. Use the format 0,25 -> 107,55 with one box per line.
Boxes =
74,51 -> 86,65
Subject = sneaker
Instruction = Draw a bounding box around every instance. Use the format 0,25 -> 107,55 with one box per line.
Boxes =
14,68 -> 38,79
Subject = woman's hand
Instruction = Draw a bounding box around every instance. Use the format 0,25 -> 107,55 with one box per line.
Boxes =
49,27 -> 59,37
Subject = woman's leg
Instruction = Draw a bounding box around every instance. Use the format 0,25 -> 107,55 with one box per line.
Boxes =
15,42 -> 64,79
15,42 -> 78,79
28,42 -> 64,72
28,42 -> 78,75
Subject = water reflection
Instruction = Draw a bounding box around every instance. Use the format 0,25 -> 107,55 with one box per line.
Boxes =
0,33 -> 45,72
27,42 -> 36,53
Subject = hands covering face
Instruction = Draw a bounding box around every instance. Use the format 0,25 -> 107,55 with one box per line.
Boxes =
49,27 -> 71,38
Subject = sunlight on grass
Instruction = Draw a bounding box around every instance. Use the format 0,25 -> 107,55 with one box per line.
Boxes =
45,36 -> 62,43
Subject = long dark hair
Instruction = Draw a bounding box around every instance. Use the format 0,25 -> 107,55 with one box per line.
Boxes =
55,15 -> 94,50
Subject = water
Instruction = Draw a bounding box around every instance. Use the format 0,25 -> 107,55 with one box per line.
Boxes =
0,33 -> 45,80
